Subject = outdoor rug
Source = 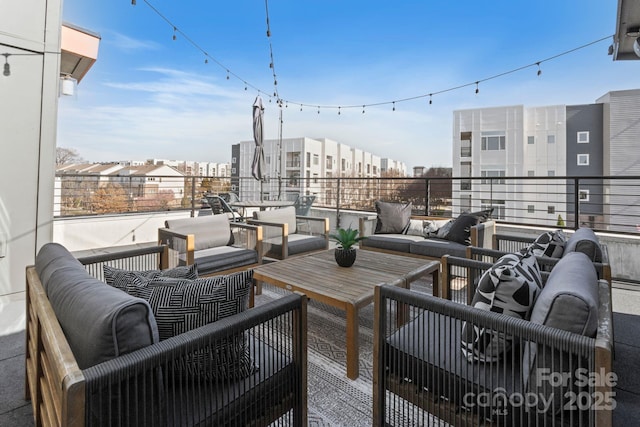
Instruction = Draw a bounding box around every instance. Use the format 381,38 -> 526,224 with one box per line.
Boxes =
254,279 -> 437,427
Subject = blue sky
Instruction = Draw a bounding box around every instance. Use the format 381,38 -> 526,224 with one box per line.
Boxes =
59,0 -> 636,170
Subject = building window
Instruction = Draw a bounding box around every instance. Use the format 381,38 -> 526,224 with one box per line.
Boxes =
373,165 -> 377,174
367,164 -> 371,174
306,170 -> 310,187
306,152 -> 311,167
547,135 -> 555,144
231,168 -> 236,174
579,189 -> 590,202
547,206 -> 555,214
341,158 -> 346,171
528,205 -> 535,213
326,155 -> 333,169
266,155 -> 271,165
527,170 -> 535,177
481,132 -> 506,151
232,157 -> 237,163
527,136 -> 535,145
313,173 -> 318,184
481,170 -> 505,184
577,154 -> 589,166
313,154 -> 319,165
461,139 -> 472,157
577,131 -> 589,143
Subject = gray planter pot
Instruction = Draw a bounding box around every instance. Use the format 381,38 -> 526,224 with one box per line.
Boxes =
334,248 -> 357,267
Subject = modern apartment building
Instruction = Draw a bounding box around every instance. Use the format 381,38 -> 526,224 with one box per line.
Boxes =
231,137 -> 406,204
452,89 -> 640,232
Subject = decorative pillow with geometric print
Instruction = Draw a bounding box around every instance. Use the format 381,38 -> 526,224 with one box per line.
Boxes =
103,264 -> 198,290
109,269 -> 256,380
461,249 -> 543,363
525,230 -> 566,258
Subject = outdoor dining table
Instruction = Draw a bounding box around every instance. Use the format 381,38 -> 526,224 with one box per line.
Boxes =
228,200 -> 295,216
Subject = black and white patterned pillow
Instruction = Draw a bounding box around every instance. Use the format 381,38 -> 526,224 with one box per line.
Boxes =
526,230 -> 566,258
112,269 -> 256,379
461,250 -> 542,362
103,264 -> 198,290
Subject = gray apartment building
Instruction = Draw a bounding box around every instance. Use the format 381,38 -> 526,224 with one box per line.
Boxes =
452,88 -> 640,232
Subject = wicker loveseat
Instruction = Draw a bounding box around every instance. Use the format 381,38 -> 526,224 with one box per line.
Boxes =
373,250 -> 613,427
25,243 -> 307,427
359,201 -> 496,261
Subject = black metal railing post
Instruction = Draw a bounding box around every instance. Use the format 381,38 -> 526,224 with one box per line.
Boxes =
425,177 -> 430,216
573,177 -> 580,230
336,177 -> 341,229
190,176 -> 196,217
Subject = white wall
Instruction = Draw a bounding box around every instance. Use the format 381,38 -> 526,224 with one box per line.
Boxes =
0,0 -> 61,296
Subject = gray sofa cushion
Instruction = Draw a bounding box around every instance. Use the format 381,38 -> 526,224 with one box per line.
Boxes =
253,206 -> 297,236
445,213 -> 481,245
409,238 -> 468,258
264,234 -> 327,257
189,246 -> 259,275
165,214 -> 233,251
374,201 -> 412,234
523,251 -> 599,416
563,227 -> 602,262
36,243 -> 159,369
362,234 -> 420,253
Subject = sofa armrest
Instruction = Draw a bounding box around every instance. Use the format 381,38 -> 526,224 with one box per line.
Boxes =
492,232 -> 536,252
158,227 -> 196,266
470,220 -> 495,249
247,219 -> 289,259
358,215 -> 378,238
231,222 -> 264,262
440,254 -> 493,304
83,292 -> 308,426
77,244 -> 170,280
295,215 -> 329,239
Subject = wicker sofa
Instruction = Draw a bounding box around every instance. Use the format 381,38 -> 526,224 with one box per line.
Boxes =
25,243 -> 307,427
373,250 -> 613,427
358,202 -> 495,260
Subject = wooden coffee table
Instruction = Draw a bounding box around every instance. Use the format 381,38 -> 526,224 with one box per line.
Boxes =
252,249 -> 439,379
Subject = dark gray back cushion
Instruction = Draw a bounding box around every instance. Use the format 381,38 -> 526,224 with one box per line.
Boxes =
374,201 -> 412,234
36,243 -> 159,369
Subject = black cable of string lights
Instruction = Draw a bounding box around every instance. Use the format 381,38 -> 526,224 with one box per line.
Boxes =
132,1 -> 612,113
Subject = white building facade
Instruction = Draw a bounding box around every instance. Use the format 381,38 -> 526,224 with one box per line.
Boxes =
232,137 -> 405,204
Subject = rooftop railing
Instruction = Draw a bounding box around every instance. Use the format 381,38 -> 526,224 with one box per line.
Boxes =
55,173 -> 640,235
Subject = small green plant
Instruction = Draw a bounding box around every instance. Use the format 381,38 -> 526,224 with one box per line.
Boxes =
557,214 -> 565,227
329,227 -> 366,250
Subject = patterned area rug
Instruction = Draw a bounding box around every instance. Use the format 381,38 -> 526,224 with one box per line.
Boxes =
254,279 -> 435,426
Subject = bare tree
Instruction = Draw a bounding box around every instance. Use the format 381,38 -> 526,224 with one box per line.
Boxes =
56,147 -> 83,165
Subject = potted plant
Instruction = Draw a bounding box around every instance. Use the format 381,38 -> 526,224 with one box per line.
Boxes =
329,226 -> 367,267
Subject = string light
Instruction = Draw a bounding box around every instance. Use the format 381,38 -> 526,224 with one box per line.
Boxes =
362,105 -> 365,114
338,106 -> 341,115
134,1 -> 612,114
226,70 -> 230,80
2,54 -> 10,77
392,101 -> 396,111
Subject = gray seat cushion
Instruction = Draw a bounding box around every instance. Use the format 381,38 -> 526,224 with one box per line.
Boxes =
35,243 -> 159,369
264,234 -> 327,258
185,246 -> 259,275
409,238 -> 468,258
361,234 -> 419,253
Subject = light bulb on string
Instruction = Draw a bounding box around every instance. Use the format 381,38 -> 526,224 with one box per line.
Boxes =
317,106 -> 320,114
300,105 -> 303,111
338,107 -> 341,115
475,82 -> 479,94
362,105 -> 365,114
204,58 -> 208,64
392,101 -> 396,112
172,27 -> 177,40
536,62 -> 542,76
226,70 -> 230,80
2,54 -> 10,77
429,94 -> 433,105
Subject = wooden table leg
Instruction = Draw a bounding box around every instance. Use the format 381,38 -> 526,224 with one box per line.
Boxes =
346,303 -> 359,380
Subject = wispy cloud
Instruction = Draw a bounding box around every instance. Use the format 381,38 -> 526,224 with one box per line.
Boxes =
107,31 -> 162,53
